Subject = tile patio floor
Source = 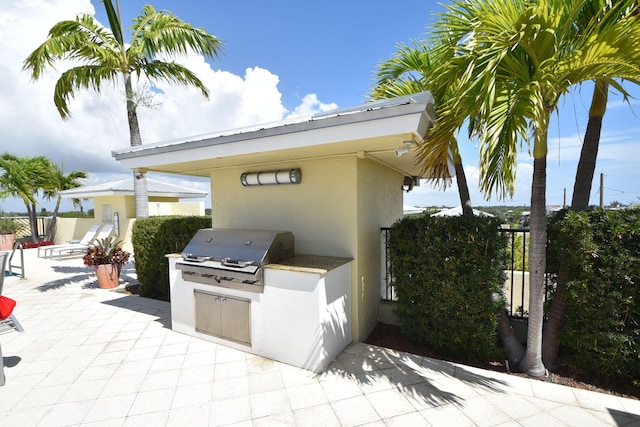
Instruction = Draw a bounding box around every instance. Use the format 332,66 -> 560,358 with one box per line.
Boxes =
1,248 -> 639,426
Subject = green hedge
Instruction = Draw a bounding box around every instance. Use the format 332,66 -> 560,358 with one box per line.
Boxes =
547,209 -> 640,384
389,214 -> 508,362
132,216 -> 211,300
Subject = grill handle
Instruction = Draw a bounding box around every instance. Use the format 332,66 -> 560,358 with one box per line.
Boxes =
221,258 -> 253,268
183,253 -> 210,262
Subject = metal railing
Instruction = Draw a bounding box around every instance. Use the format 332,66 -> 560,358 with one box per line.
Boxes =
8,241 -> 25,278
502,227 -> 529,318
379,226 -> 534,318
380,227 -> 395,301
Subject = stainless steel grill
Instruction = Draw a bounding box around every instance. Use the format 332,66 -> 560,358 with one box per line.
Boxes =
176,228 -> 294,293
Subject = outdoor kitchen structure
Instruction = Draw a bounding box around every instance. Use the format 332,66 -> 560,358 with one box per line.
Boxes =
112,91 -> 436,371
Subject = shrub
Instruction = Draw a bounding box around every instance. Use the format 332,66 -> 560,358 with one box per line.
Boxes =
389,214 -> 508,362
0,217 -> 18,234
132,216 -> 211,300
547,209 -> 640,384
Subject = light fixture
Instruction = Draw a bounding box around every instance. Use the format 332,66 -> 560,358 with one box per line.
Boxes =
135,168 -> 147,180
241,168 -> 302,186
402,176 -> 419,193
394,141 -> 412,157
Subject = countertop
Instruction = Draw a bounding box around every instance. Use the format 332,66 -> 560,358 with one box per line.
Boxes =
265,254 -> 352,275
167,253 -> 352,275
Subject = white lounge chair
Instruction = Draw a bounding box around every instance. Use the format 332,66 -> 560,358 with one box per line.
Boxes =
38,224 -> 103,258
49,224 -> 115,260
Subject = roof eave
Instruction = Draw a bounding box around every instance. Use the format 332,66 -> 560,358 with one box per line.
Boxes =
112,96 -> 435,179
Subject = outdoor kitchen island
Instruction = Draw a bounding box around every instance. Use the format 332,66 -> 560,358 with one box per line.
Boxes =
168,252 -> 353,373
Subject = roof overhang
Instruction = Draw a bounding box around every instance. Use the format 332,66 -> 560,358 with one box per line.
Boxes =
112,92 -> 437,178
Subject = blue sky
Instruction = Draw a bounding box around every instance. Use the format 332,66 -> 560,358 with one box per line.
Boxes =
93,0 -> 446,111
1,0 -> 639,213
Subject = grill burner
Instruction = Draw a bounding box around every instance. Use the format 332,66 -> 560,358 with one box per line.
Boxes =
176,229 -> 294,293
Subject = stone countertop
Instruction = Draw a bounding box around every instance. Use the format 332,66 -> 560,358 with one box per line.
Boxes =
166,253 -> 353,275
265,254 -> 353,275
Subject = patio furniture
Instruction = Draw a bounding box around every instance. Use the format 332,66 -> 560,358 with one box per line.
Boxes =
0,251 -> 24,386
0,313 -> 23,386
48,224 -> 115,260
38,224 -> 103,258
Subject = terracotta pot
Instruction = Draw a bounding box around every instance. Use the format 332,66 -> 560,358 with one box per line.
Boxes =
0,234 -> 15,251
94,264 -> 122,289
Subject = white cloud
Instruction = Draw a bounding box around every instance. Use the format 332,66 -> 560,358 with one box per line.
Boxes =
286,93 -> 338,118
0,0 -> 335,212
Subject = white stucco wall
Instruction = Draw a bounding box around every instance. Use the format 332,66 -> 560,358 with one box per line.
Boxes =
209,155 -> 403,342
54,217 -> 99,245
356,158 -> 403,340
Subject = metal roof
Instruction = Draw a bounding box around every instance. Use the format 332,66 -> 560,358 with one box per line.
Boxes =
59,177 -> 207,199
111,91 -> 436,179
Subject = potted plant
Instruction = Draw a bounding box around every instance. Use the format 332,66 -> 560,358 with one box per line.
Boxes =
0,216 -> 18,251
83,236 -> 131,289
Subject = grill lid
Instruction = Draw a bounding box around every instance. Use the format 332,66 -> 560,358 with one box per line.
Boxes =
181,228 -> 294,266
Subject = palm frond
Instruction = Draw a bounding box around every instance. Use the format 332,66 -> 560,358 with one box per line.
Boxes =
54,65 -> 120,119
128,5 -> 222,63
137,61 -> 209,98
420,0 -> 640,200
23,15 -> 120,80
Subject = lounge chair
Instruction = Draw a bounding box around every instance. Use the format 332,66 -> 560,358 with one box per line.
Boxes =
48,224 -> 115,260
0,251 -> 24,386
38,224 -> 102,258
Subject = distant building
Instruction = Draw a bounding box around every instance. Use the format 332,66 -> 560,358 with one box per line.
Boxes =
431,206 -> 494,217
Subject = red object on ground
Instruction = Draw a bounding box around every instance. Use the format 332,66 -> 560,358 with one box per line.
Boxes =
0,296 -> 16,319
22,241 -> 54,249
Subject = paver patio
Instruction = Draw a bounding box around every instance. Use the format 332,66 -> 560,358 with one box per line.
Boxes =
1,248 -> 639,426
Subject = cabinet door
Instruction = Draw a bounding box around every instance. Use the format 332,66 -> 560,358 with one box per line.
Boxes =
194,291 -> 222,337
221,296 -> 251,346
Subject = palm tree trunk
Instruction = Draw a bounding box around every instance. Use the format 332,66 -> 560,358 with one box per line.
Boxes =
451,140 -> 474,217
571,79 -> 608,212
124,71 -> 149,218
27,203 -> 39,243
542,274 -> 566,369
543,80 -> 608,368
519,154 -> 547,377
498,308 -> 525,367
45,195 -> 62,241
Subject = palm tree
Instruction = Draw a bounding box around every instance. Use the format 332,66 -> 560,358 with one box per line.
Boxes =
542,1 -> 640,369
23,0 -> 222,218
371,40 -> 475,217
371,40 -> 527,366
570,1 -> 639,212
42,163 -> 88,241
0,154 -> 56,243
426,0 -> 640,376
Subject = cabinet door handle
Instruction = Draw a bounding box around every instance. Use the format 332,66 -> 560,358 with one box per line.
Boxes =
221,298 -> 227,303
